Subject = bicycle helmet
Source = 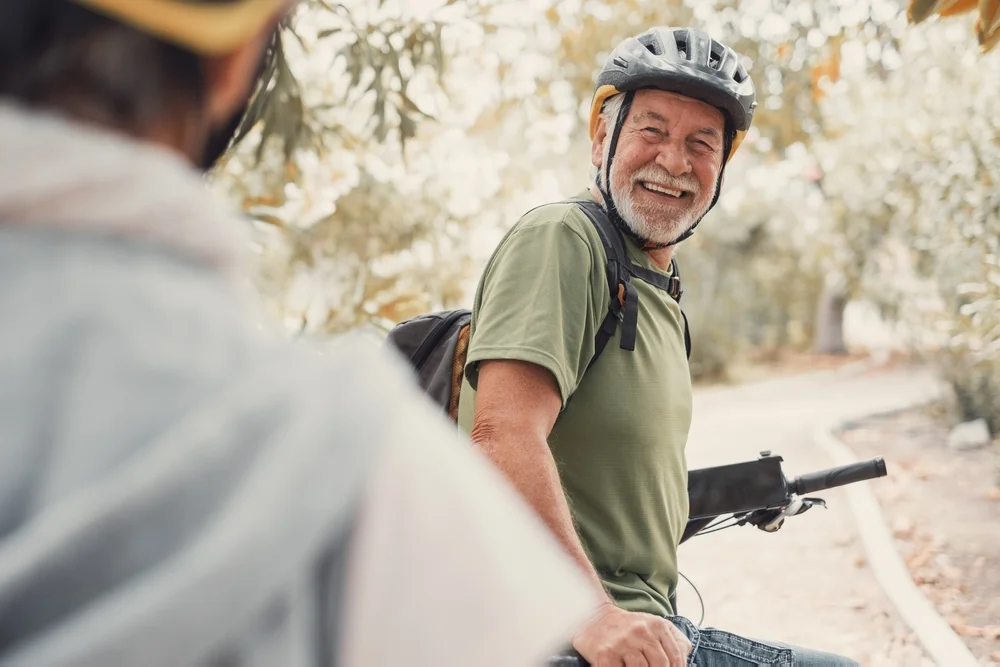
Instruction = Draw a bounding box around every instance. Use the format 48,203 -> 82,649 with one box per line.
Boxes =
72,0 -> 294,55
589,27 -> 757,248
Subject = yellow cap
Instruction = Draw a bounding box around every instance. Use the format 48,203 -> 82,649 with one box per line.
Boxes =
71,0 -> 293,56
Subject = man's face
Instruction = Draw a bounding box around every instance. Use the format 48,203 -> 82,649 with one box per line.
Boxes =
592,89 -> 726,246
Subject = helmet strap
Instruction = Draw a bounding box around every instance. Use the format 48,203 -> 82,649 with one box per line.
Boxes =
597,90 -> 634,229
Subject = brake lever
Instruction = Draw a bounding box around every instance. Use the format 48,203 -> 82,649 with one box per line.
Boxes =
746,497 -> 827,533
790,496 -> 827,516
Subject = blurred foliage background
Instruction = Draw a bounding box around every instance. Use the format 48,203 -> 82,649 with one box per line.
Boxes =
210,0 -> 1000,438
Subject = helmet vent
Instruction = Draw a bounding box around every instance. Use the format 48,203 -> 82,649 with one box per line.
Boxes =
673,29 -> 691,60
637,32 -> 663,56
709,43 -> 726,70
613,56 -> 629,68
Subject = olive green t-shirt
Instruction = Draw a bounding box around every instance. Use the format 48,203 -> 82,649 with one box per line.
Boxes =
457,192 -> 692,616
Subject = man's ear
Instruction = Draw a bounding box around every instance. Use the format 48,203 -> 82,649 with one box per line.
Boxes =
201,29 -> 273,124
591,116 -> 608,170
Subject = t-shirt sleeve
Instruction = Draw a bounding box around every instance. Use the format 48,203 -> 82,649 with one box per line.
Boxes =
336,399 -> 600,667
465,211 -> 605,404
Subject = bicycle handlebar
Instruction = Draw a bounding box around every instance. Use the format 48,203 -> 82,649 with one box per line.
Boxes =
547,652 -> 585,667
790,457 -> 886,495
546,455 -> 888,667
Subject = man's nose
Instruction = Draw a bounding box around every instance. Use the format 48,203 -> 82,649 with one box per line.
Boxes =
655,142 -> 692,177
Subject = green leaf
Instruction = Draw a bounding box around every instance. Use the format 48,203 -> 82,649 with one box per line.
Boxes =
399,92 -> 435,119
373,89 -> 388,142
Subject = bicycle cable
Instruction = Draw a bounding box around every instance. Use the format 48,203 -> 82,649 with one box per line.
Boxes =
691,515 -> 742,536
677,570 -> 705,627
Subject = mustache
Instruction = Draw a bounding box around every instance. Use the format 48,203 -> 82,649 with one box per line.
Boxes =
628,165 -> 700,195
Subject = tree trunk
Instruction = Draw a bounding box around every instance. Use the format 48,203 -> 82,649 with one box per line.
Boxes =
813,282 -> 848,355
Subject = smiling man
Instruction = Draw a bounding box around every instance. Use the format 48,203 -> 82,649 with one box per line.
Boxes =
457,27 -> 860,667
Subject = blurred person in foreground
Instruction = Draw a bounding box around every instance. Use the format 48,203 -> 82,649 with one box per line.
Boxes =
0,1 -> 597,666
458,27 -> 860,667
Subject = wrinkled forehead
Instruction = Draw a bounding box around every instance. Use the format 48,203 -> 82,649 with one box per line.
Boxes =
630,89 -> 726,131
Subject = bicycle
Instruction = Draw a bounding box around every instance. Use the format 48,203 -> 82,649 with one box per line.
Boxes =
547,451 -> 887,666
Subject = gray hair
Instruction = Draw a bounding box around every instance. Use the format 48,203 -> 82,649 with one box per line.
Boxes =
591,92 -> 627,187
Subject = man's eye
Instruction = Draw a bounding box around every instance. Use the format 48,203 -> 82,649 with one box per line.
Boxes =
642,127 -> 662,136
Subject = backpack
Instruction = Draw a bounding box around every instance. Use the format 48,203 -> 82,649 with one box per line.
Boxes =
385,198 -> 691,422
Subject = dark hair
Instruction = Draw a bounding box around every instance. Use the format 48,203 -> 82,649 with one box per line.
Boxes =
0,0 -> 215,133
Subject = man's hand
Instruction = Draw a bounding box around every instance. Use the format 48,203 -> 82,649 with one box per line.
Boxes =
573,603 -> 693,667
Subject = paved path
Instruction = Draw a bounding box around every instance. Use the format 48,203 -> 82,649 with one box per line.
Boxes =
680,365 -> 945,666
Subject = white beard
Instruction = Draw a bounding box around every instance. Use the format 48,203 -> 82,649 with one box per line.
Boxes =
599,144 -> 714,246
612,185 -> 700,246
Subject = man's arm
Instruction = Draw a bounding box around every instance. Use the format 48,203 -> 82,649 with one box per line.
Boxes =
335,353 -> 600,667
470,359 -> 607,599
470,359 -> 691,667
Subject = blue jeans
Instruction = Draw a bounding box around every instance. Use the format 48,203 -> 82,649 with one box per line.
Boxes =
670,617 -> 860,667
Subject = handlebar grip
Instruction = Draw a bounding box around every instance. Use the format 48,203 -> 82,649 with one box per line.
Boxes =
791,457 -> 887,495
547,651 -> 588,667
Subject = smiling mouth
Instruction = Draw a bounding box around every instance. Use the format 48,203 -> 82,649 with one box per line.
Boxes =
639,181 -> 688,199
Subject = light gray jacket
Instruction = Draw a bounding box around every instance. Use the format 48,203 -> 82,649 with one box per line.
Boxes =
0,105 -> 594,667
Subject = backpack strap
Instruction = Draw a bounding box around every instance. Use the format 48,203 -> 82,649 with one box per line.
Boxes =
630,260 -> 683,302
681,309 -> 692,360
567,198 -> 691,364
667,259 -> 692,359
570,199 -> 639,367
643,257 -> 691,359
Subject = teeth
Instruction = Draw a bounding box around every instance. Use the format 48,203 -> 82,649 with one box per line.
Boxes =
642,182 -> 682,197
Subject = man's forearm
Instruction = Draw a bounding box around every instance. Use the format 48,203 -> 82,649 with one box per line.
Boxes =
471,427 -> 610,602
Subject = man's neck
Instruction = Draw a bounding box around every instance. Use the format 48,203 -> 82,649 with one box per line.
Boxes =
645,246 -> 674,271
588,182 -> 605,208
